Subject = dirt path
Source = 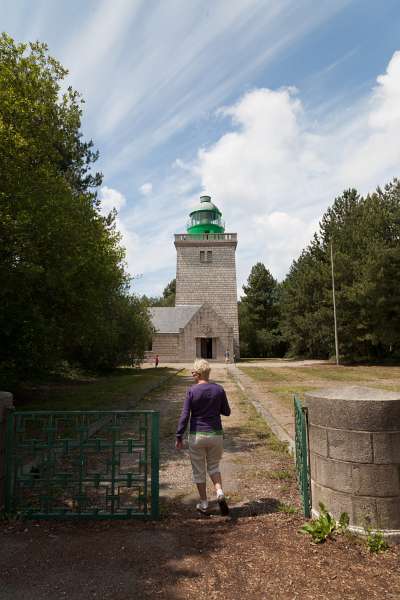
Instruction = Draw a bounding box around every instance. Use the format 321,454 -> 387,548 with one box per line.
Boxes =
1,368 -> 400,599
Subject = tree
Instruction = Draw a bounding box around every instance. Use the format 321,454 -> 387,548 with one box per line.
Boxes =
0,34 -> 152,377
162,278 -> 176,306
280,181 -> 400,360
141,279 -> 176,307
239,263 -> 286,357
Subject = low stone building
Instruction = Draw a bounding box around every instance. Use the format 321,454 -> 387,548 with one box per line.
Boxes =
149,195 -> 239,363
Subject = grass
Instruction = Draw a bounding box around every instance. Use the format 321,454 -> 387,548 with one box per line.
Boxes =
239,364 -> 400,411
277,502 -> 298,515
227,371 -> 289,456
267,468 -> 294,481
14,367 -> 179,411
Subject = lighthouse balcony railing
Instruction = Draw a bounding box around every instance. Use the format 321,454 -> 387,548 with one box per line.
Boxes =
175,233 -> 237,242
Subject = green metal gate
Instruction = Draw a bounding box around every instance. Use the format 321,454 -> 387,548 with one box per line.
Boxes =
294,395 -> 311,517
5,410 -> 159,520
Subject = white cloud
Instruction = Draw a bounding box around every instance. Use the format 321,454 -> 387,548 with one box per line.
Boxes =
195,50 -> 400,285
96,0 -> 350,175
99,186 -> 126,214
139,182 -> 153,196
61,0 -> 142,97
94,50 -> 400,296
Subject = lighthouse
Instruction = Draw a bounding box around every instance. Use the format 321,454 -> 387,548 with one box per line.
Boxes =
149,195 -> 239,362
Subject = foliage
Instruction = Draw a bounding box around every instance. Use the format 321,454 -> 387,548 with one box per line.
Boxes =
0,33 -> 152,378
142,278 -> 176,307
300,502 -> 349,543
281,182 -> 400,360
277,502 -> 297,514
363,518 -> 389,553
162,278 -> 176,306
239,263 -> 287,357
366,529 -> 389,553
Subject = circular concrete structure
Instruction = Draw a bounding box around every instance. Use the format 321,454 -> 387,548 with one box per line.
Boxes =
305,386 -> 400,539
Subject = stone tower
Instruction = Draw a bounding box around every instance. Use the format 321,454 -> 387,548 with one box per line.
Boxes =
174,195 -> 239,358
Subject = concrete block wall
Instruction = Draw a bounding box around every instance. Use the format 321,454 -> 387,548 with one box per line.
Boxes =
151,333 -> 179,362
305,386 -> 400,537
175,238 -> 239,356
0,392 -> 14,509
180,304 -> 233,362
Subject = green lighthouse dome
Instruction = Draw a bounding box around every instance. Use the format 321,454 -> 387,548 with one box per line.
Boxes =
187,195 -> 225,234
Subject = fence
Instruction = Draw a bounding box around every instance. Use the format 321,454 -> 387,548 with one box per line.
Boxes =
5,409 -> 159,519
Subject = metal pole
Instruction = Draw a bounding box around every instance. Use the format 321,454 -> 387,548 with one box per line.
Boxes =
4,408 -> 15,514
330,242 -> 340,366
150,411 -> 160,519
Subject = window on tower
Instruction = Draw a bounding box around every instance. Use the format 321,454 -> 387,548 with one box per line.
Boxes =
200,250 -> 213,262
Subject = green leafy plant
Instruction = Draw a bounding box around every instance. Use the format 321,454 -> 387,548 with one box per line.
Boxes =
300,502 -> 349,543
338,511 -> 350,533
366,528 -> 388,553
363,516 -> 389,553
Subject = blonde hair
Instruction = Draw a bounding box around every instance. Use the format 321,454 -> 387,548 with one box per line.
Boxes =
192,359 -> 211,379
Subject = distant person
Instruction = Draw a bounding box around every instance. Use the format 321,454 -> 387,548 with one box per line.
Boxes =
224,349 -> 230,363
175,359 -> 231,515
155,354 -> 159,368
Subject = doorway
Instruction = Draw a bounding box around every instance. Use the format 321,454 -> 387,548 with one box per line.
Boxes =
200,337 -> 213,359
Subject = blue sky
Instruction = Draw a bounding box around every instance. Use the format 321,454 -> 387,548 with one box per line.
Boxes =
3,0 -> 400,296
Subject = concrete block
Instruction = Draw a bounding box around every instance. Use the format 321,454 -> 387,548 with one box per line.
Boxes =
373,432 -> 400,464
328,429 -> 373,463
352,464 -> 400,497
309,425 -> 328,457
352,496 -> 378,528
311,480 -> 352,521
313,454 -> 353,493
310,451 -> 318,479
376,497 -> 400,530
305,386 -> 400,431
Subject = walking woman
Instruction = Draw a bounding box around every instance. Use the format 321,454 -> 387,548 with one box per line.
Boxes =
175,359 -> 231,515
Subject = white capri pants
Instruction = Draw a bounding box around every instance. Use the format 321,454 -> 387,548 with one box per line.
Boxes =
188,433 -> 224,484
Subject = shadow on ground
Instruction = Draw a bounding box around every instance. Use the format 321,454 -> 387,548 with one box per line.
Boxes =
0,492 -> 281,600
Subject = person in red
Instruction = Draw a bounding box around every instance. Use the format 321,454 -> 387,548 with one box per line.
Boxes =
175,359 -> 231,515
155,355 -> 159,368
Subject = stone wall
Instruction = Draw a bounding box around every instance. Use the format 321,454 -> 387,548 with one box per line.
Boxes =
180,304 -> 233,362
175,237 -> 239,356
151,333 -> 179,362
0,392 -> 14,510
152,305 -> 234,362
305,386 -> 400,539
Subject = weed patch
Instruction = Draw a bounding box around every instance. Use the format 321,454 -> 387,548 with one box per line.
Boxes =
278,502 -> 298,515
300,503 -> 349,543
366,529 -> 389,553
268,469 -> 294,481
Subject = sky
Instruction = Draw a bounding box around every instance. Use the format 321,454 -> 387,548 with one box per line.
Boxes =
3,0 -> 400,297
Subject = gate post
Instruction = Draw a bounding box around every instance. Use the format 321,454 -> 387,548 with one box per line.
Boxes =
305,386 -> 400,541
0,392 -> 14,510
294,395 -> 311,517
150,411 -> 160,520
